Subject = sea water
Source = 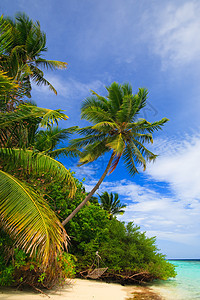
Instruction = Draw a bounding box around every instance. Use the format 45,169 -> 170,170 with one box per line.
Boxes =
150,260 -> 200,299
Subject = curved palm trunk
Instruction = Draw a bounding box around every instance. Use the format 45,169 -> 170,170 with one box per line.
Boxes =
62,152 -> 115,226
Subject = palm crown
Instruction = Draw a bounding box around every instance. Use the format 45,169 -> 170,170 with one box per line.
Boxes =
71,82 -> 168,175
99,191 -> 126,217
0,13 -> 67,100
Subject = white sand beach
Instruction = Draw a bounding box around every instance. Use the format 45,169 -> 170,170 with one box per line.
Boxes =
0,279 -> 129,300
0,278 -> 168,300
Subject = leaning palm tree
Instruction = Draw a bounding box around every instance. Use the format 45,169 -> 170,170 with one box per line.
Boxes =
62,82 -> 169,225
99,191 -> 126,218
0,12 -> 67,105
0,104 -> 76,269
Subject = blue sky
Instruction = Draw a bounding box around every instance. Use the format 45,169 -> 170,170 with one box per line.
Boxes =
2,0 -> 200,258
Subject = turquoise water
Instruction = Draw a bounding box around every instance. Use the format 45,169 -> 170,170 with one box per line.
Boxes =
150,260 -> 200,299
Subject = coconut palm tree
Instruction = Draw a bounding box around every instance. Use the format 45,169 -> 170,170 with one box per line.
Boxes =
99,191 -> 126,218
0,104 -> 76,268
62,82 -> 169,225
0,12 -> 67,107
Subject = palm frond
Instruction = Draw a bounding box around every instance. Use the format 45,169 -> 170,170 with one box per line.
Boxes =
122,144 -> 139,176
132,138 -> 157,162
35,59 -> 67,70
49,147 -> 81,159
78,140 -> 109,165
106,82 -> 123,112
77,126 -> 103,135
81,106 -> 115,124
139,118 -> 169,133
0,103 -> 68,128
133,132 -> 154,144
92,121 -> 119,131
34,127 -> 75,152
29,64 -> 57,94
128,140 -> 147,170
0,70 -> 18,95
0,16 -> 13,55
106,133 -> 125,156
0,148 -> 76,197
116,95 -> 134,123
82,95 -> 110,112
69,132 -> 108,149
99,191 -> 126,216
0,170 -> 67,265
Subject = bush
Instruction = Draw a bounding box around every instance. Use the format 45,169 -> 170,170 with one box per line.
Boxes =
45,180 -> 176,282
0,229 -> 76,288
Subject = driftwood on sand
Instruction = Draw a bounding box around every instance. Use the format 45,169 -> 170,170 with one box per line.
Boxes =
79,269 -> 155,284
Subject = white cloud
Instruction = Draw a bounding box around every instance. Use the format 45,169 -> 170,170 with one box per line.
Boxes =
146,1 -> 200,68
84,177 -> 200,245
147,134 -> 200,201
73,164 -> 99,182
32,75 -> 104,99
81,133 -> 200,247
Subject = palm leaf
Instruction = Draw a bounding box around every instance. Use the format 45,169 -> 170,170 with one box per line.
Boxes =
35,59 -> 67,70
116,95 -> 133,123
81,106 -> 115,124
128,140 -> 147,171
138,118 -> 169,133
69,132 -> 108,148
0,103 -> 68,128
92,121 -> 119,131
49,147 -> 81,159
0,70 -> 18,95
106,82 -> 123,112
29,64 -> 57,94
122,144 -> 139,176
132,138 -> 157,162
82,94 -> 110,113
78,140 -> 109,165
0,170 -> 67,265
106,133 -> 125,156
0,148 -> 77,197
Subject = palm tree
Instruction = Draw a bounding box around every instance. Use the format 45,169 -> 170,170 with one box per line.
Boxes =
62,82 -> 169,225
0,104 -> 76,268
0,12 -> 67,107
99,191 -> 126,218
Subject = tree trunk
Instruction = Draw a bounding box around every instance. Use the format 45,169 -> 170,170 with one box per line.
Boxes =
62,152 -> 115,226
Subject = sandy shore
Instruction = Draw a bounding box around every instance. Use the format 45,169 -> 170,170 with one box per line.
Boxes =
0,279 -> 165,300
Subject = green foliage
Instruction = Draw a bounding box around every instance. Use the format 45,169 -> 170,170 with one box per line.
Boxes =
0,229 -> 76,287
59,253 -> 77,279
0,231 -> 26,285
45,180 -> 176,281
98,220 -> 176,278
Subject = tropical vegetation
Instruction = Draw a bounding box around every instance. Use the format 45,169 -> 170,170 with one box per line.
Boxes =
0,11 -> 176,289
0,12 -> 76,287
43,179 -> 176,283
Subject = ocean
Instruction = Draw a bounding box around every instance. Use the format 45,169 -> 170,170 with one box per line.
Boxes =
150,260 -> 200,299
